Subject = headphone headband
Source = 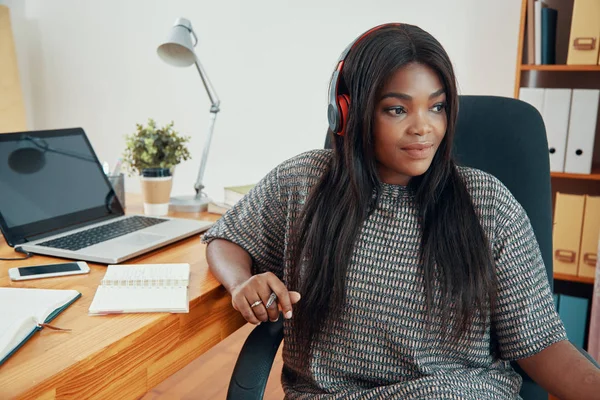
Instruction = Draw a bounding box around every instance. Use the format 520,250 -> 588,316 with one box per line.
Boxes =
327,23 -> 401,136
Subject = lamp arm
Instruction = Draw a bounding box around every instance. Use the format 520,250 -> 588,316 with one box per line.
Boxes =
194,110 -> 218,195
194,57 -> 220,112
191,53 -> 220,196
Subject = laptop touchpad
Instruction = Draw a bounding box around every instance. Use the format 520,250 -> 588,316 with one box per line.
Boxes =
120,232 -> 165,246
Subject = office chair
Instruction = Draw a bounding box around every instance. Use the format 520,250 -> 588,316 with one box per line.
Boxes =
227,96 -> 600,400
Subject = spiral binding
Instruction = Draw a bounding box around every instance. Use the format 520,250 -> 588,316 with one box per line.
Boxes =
101,278 -> 188,287
101,276 -> 187,287
100,264 -> 189,289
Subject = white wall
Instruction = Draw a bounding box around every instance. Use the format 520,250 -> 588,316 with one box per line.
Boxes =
2,0 -> 521,202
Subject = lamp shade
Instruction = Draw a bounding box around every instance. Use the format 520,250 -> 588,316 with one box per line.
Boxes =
157,18 -> 197,67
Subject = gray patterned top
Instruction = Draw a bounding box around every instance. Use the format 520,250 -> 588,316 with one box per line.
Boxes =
202,149 -> 567,399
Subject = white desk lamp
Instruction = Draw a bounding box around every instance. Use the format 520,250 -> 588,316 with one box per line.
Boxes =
157,18 -> 220,212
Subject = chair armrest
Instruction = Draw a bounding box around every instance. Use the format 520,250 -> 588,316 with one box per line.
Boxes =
227,316 -> 284,400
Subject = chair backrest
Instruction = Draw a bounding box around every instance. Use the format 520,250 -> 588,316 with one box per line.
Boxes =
325,95 -> 554,288
452,95 -> 553,287
452,96 -> 554,400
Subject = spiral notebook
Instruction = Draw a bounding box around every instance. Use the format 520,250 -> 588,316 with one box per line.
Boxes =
89,263 -> 190,315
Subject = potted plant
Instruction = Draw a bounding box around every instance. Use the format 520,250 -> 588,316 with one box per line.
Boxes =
123,119 -> 191,215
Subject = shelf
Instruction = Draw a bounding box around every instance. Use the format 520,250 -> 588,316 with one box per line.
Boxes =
520,64 -> 600,72
551,165 -> 600,181
554,272 -> 595,285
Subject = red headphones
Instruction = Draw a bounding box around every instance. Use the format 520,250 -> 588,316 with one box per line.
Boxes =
327,23 -> 401,136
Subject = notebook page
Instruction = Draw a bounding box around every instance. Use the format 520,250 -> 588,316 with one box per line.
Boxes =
0,288 -> 80,327
0,316 -> 37,365
89,286 -> 189,314
0,288 -> 80,364
102,264 -> 190,286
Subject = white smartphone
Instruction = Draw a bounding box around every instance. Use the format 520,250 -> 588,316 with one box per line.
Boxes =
8,261 -> 90,281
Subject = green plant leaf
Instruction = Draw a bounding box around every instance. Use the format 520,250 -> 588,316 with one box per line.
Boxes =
122,118 -> 191,176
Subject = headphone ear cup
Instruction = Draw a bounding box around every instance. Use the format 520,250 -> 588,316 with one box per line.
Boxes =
337,94 -> 350,136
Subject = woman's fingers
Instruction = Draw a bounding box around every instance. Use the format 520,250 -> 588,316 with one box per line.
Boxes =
265,274 -> 300,320
231,288 -> 261,324
230,272 -> 302,324
250,290 -> 271,323
289,291 -> 301,305
257,287 -> 280,322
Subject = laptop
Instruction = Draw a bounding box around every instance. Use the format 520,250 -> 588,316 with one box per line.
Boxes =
0,127 -> 214,264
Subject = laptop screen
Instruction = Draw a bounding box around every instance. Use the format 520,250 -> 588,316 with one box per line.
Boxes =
0,128 -> 124,245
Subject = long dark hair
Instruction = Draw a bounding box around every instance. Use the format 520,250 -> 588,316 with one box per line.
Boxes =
290,24 -> 496,360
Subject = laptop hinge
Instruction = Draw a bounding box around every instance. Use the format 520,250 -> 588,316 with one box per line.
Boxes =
24,214 -> 122,242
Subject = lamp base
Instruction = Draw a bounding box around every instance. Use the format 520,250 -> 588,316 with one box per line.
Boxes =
169,194 -> 211,213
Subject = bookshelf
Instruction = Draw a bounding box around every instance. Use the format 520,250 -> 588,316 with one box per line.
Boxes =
514,0 -> 600,286
551,164 -> 600,181
554,272 -> 595,285
514,4 -> 598,399
521,64 -> 600,71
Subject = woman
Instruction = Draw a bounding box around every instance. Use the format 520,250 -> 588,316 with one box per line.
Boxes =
203,23 -> 600,399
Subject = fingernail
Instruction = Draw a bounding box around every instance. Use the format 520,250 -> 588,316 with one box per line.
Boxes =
285,311 -> 292,319
270,317 -> 279,322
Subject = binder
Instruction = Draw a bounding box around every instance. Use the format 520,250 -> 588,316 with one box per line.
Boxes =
542,89 -> 572,172
535,0 -> 543,65
578,195 -> 600,278
553,193 -> 586,275
566,0 -> 600,65
526,0 -> 535,64
518,87 -> 545,117
541,7 -> 558,65
564,89 -> 600,174
558,294 -> 589,349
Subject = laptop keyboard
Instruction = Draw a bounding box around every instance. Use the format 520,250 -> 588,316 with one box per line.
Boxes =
38,216 -> 168,251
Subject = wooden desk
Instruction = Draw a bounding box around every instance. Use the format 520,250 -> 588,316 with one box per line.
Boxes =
0,194 -> 246,399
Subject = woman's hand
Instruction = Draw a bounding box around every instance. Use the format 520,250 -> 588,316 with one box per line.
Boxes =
230,272 -> 301,325
205,239 -> 299,325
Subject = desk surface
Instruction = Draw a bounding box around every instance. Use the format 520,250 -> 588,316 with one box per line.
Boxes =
0,194 -> 245,400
